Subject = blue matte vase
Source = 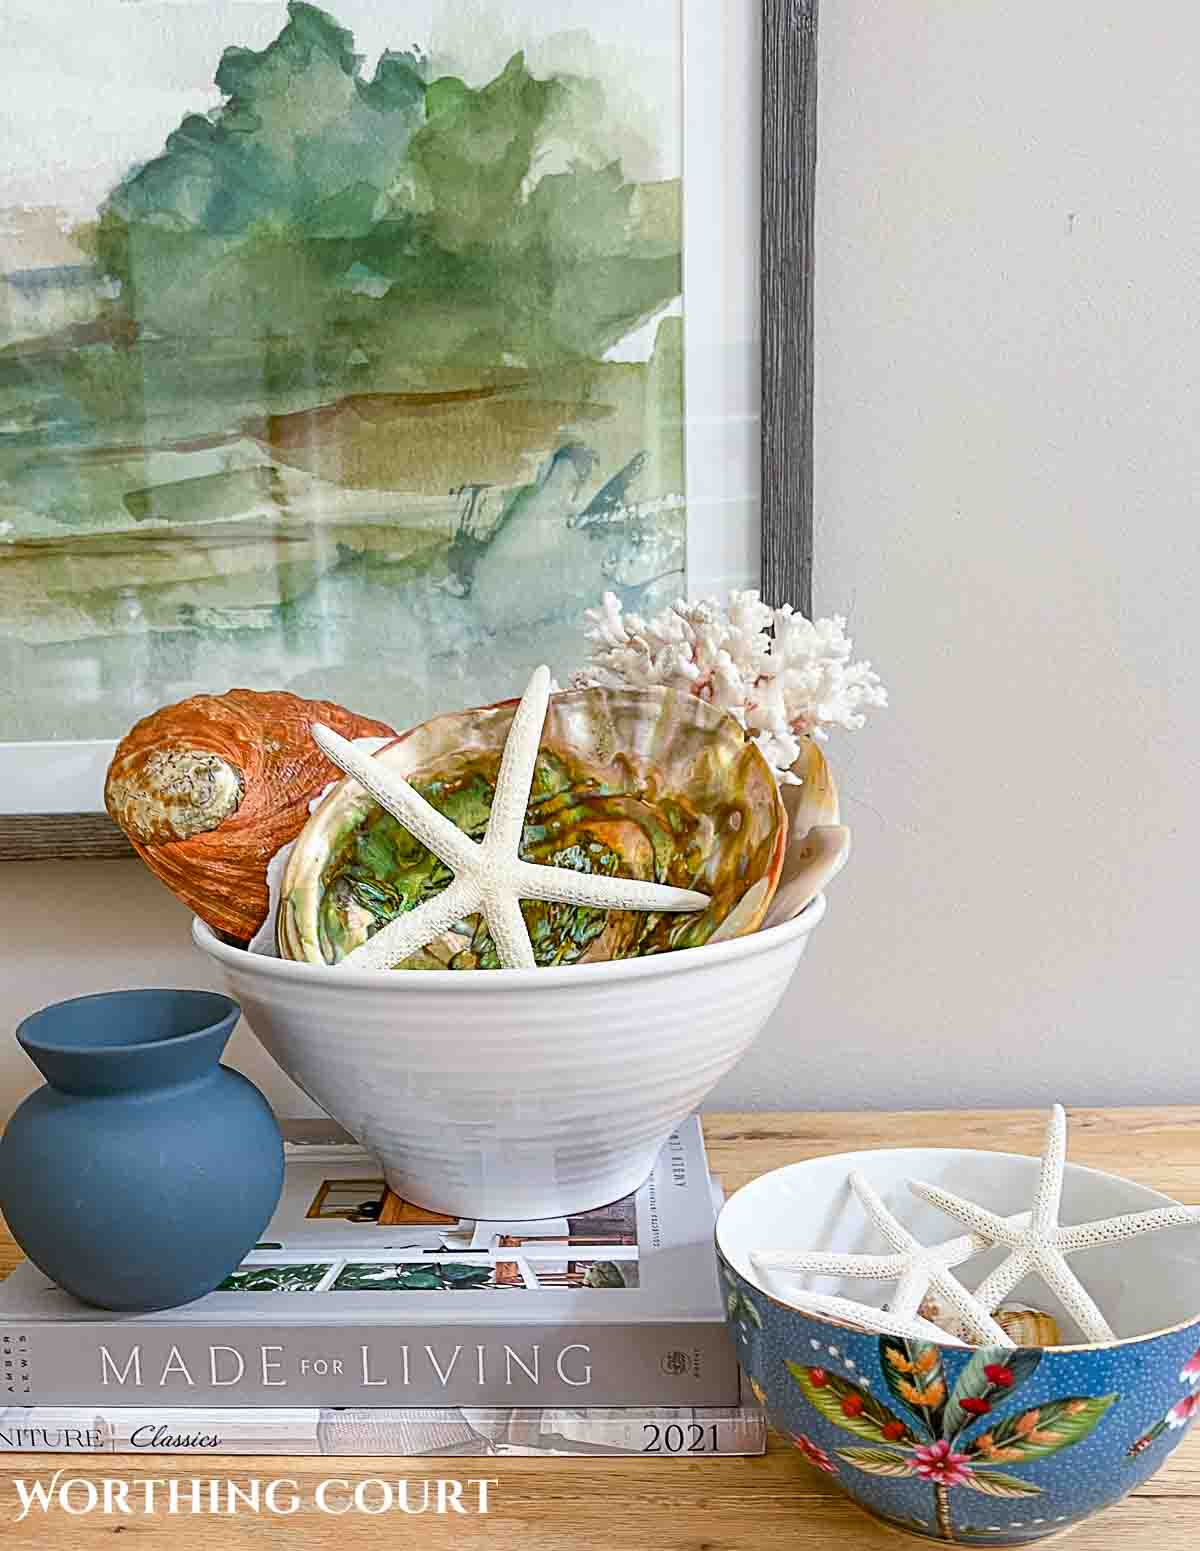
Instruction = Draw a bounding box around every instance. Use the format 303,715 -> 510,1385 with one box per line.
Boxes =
0,989 -> 284,1312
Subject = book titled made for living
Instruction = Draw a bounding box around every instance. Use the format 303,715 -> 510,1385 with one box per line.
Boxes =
0,1117 -> 739,1408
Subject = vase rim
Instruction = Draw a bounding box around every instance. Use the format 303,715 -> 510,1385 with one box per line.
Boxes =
17,988 -> 239,1059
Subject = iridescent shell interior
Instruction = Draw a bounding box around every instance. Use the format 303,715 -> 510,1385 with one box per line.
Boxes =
278,686 -> 787,970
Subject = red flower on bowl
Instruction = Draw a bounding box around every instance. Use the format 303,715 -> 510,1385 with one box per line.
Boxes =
792,1433 -> 838,1474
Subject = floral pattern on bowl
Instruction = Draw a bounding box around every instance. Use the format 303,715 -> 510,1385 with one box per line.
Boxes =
719,1256 -> 1200,1547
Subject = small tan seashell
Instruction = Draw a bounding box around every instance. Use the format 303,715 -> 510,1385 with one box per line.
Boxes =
995,1304 -> 1062,1347
916,1296 -> 1063,1348
764,825 -> 852,929
781,737 -> 840,835
762,739 -> 848,929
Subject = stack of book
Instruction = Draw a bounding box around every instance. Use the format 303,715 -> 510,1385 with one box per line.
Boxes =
0,1118 -> 762,1458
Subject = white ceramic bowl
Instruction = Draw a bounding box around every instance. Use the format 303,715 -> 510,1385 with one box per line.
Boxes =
193,896 -> 826,1220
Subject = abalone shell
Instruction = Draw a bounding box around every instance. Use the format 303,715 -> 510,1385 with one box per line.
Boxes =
278,686 -> 787,970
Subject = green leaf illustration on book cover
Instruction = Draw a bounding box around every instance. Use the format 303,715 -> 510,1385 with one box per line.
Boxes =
332,1262 -> 497,1291
218,1263 -> 333,1293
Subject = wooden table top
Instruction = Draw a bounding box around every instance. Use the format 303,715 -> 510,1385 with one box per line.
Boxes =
1,1107 -> 1198,1548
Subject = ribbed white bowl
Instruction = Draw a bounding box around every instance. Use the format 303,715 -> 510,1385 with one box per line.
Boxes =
193,897 -> 826,1219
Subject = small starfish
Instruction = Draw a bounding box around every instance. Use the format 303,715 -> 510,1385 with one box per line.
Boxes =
752,1171 -> 1018,1346
909,1104 -> 1200,1343
311,665 -> 709,970
774,1287 -> 967,1346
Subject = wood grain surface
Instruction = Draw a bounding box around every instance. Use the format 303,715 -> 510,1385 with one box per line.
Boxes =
0,813 -> 132,863
0,1106 -> 1197,1547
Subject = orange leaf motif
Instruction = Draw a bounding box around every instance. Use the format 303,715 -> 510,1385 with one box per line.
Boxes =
966,1393 -> 1118,1466
975,1439 -> 1026,1463
897,1377 -> 946,1408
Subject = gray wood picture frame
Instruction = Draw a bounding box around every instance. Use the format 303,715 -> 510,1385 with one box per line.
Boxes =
762,0 -> 817,617
0,1 -> 818,863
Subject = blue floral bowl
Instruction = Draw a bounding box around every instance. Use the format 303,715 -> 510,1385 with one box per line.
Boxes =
716,1148 -> 1200,1547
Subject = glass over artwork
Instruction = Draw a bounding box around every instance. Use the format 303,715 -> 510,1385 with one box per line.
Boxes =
0,0 -> 685,740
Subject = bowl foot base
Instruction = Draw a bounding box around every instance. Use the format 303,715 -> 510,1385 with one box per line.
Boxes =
849,1494 -> 1089,1548
380,1155 -> 658,1222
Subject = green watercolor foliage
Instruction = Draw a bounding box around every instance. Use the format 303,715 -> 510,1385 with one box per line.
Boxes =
81,1 -> 681,375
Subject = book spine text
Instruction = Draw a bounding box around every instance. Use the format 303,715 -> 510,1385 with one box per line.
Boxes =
2,1322 -> 740,1409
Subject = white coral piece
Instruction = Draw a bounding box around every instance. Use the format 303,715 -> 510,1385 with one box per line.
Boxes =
570,591 -> 887,780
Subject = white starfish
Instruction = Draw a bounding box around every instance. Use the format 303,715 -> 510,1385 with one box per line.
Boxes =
310,665 -> 709,970
909,1104 -> 1200,1344
775,1288 -> 967,1346
752,1171 -> 1017,1347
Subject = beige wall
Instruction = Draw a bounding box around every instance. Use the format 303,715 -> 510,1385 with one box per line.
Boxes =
0,863 -> 318,1115
729,0 -> 1200,1108
2,1 -> 1198,1117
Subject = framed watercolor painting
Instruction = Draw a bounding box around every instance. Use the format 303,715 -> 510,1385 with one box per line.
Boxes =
0,0 -> 816,856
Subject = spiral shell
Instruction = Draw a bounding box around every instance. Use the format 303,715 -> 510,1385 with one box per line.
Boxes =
106,689 -> 394,942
